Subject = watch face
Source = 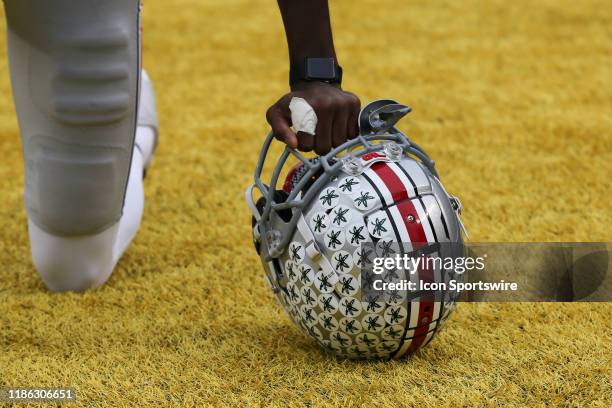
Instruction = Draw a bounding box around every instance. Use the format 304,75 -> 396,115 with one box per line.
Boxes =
306,58 -> 337,80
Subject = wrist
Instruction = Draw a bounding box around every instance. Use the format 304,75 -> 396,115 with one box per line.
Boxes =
290,80 -> 341,92
289,57 -> 343,88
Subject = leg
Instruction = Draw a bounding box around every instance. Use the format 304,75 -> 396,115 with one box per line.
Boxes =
4,0 -> 154,291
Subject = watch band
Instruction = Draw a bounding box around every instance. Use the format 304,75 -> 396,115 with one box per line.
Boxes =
290,57 -> 343,87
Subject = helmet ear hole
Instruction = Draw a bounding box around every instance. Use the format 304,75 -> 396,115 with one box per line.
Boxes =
273,190 -> 293,223
254,196 -> 267,219
252,190 -> 293,226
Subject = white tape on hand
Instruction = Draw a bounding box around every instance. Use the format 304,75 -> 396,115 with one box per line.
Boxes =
289,97 -> 317,135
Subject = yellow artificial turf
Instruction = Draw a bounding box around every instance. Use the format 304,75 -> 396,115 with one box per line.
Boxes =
0,0 -> 610,406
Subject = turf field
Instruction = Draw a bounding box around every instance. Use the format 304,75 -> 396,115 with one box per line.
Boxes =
0,0 -> 610,406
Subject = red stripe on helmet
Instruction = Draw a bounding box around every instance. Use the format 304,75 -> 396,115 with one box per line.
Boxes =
366,161 -> 436,356
371,162 -> 408,202
395,199 -> 435,355
395,200 -> 427,247
406,303 -> 434,353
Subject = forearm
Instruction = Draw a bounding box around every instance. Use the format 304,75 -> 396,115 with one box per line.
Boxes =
277,0 -> 337,66
269,0 -> 360,154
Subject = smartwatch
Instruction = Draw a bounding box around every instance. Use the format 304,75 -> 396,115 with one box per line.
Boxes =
290,57 -> 343,87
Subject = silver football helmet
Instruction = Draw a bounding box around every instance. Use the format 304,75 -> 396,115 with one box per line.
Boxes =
246,100 -> 467,359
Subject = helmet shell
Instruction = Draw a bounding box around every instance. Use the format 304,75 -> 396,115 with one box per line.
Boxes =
264,150 -> 464,359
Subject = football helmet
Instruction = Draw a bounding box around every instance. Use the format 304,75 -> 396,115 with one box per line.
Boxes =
246,100 -> 467,359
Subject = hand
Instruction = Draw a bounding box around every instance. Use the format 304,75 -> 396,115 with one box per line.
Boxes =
266,81 -> 361,155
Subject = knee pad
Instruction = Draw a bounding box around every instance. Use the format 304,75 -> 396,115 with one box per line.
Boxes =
5,0 -> 141,236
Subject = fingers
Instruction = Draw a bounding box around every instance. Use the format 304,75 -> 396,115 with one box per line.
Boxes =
345,92 -> 361,140
267,85 -> 362,154
297,131 -> 315,152
314,92 -> 359,154
266,102 -> 297,149
332,105 -> 349,148
314,101 -> 332,155
330,92 -> 360,148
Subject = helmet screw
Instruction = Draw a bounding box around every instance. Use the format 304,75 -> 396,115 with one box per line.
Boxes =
383,142 -> 403,161
342,157 -> 363,176
407,214 -> 415,223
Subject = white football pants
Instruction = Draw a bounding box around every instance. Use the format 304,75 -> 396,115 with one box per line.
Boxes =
3,0 -> 156,291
